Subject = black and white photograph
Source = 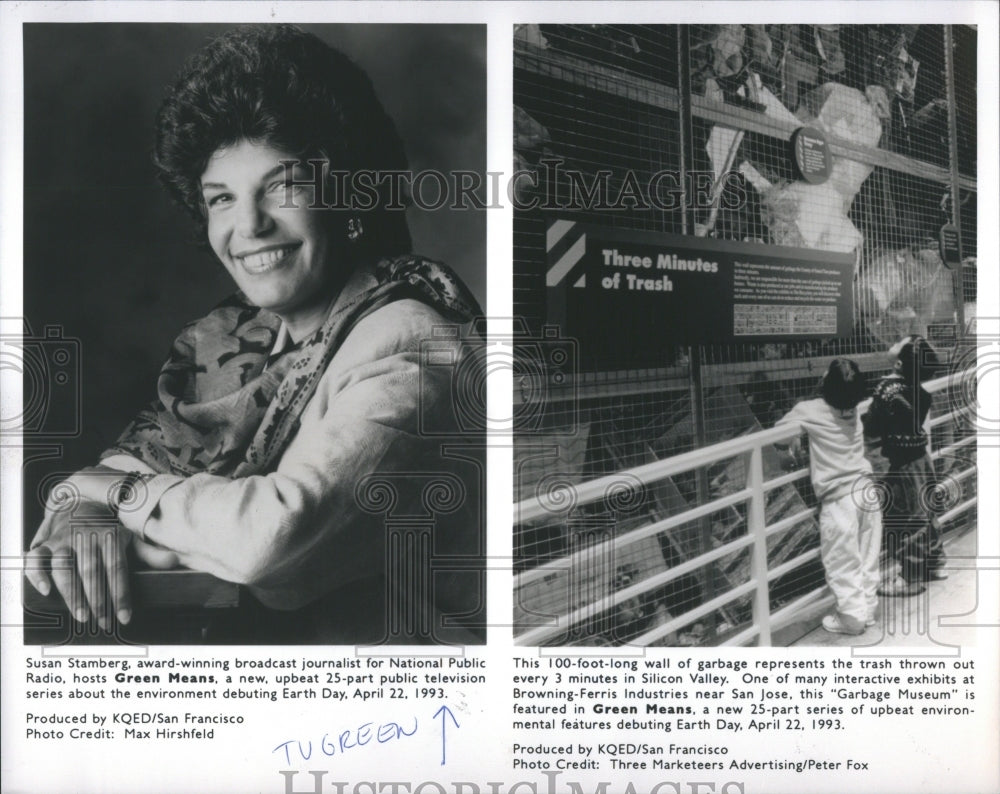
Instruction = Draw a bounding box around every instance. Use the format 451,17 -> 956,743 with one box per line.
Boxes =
1,4 -> 998,794
16,22 -> 487,646
512,23 -> 981,648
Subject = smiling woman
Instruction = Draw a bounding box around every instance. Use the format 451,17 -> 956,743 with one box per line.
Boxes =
201,142 -> 341,340
23,24 -> 486,645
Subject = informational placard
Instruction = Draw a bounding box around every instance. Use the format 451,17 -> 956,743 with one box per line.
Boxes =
791,126 -> 832,185
939,223 -> 962,267
545,222 -> 855,365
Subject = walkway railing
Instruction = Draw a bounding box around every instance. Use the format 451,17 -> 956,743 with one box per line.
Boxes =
513,368 -> 978,646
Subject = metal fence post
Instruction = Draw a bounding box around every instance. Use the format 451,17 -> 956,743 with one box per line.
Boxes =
676,25 -> 693,236
747,445 -> 771,646
943,25 -> 967,339
678,25 -> 719,641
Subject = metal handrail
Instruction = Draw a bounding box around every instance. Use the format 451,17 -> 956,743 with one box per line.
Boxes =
515,369 -> 972,520
514,368 -> 977,646
517,423 -> 799,523
516,487 -> 752,589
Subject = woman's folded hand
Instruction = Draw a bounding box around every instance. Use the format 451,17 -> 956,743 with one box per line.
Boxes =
25,467 -> 138,628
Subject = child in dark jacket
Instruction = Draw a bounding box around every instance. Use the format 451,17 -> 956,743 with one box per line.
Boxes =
776,359 -> 881,634
863,335 -> 946,596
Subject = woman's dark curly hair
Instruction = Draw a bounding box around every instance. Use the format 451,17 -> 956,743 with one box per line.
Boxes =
155,25 -> 411,255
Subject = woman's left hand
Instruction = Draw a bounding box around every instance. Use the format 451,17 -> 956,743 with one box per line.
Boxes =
25,467 -> 135,628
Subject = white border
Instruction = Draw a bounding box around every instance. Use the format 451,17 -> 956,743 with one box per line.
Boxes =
1,4 -> 997,794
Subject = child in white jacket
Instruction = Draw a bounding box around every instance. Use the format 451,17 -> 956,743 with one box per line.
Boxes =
776,359 -> 882,634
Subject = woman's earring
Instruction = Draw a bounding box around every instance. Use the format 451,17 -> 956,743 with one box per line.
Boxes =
347,217 -> 363,242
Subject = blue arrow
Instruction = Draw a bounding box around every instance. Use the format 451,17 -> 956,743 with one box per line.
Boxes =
432,705 -> 460,766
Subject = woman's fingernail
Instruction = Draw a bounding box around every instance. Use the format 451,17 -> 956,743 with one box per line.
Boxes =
98,617 -> 108,631
117,609 -> 132,625
75,607 -> 88,623
37,581 -> 50,597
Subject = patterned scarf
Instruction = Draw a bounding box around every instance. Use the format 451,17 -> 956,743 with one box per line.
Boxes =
104,255 -> 480,478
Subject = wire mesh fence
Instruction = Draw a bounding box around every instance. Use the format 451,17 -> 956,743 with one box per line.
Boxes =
513,24 -> 979,646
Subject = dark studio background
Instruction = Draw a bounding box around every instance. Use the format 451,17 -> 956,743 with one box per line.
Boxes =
21,23 -> 486,539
